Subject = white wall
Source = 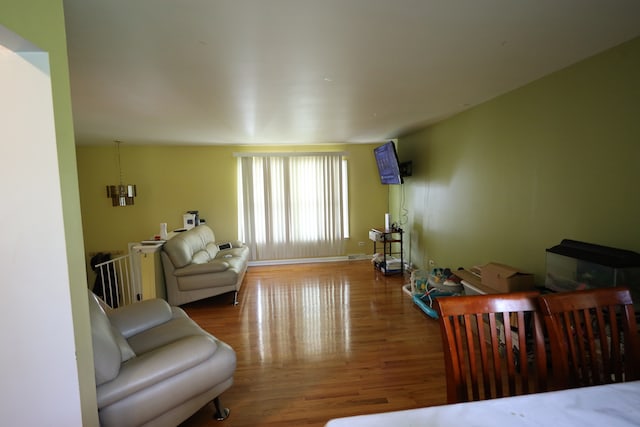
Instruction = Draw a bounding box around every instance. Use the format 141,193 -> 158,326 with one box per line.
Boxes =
0,27 -> 83,426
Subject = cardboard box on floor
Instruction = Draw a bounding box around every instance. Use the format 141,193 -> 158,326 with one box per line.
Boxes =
482,262 -> 535,293
454,262 -> 535,294
453,268 -> 497,294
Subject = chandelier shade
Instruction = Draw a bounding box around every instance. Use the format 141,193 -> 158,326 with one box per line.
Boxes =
106,184 -> 137,206
107,141 -> 137,206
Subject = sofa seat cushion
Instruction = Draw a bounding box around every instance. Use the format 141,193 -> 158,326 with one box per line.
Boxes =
175,270 -> 239,292
97,334 -> 218,408
175,260 -> 230,276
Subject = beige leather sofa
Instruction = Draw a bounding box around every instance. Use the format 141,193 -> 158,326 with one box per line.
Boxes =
161,225 -> 249,306
89,290 -> 236,427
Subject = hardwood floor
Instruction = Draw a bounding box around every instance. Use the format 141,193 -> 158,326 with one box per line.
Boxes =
179,260 -> 447,427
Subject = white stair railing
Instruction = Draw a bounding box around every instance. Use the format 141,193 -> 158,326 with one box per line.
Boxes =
93,253 -> 140,308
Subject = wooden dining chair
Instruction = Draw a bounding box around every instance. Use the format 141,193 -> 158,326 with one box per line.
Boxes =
435,291 -> 548,403
538,287 -> 640,389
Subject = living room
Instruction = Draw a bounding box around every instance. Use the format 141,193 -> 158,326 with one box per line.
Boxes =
76,33 -> 640,284
2,1 -> 640,426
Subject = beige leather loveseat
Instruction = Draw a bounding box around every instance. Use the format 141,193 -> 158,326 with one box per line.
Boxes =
88,290 -> 236,426
161,225 -> 249,306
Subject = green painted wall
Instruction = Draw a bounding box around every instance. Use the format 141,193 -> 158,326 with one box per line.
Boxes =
0,1 -> 97,425
396,37 -> 640,284
77,143 -> 390,259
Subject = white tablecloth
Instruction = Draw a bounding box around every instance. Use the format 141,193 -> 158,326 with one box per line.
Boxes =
325,381 -> 640,427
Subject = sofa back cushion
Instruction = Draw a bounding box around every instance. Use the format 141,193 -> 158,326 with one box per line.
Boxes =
206,242 -> 220,259
164,225 -> 217,268
88,291 -> 123,385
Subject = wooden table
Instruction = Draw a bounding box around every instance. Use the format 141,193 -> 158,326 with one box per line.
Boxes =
325,381 -> 640,427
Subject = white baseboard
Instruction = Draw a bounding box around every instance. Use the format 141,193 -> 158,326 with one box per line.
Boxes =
347,253 -> 371,260
248,255 -> 371,267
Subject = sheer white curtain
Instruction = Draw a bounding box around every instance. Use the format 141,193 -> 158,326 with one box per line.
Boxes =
237,153 -> 345,260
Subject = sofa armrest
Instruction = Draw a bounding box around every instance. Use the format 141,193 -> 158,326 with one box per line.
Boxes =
174,260 -> 230,276
107,299 -> 173,338
96,335 -> 218,408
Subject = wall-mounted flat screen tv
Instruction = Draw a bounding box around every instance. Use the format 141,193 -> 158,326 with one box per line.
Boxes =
374,141 -> 403,184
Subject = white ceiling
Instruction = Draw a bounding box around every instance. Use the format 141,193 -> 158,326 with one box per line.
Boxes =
63,0 -> 640,146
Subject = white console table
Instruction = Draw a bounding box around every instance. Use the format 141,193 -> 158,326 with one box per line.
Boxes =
325,381 -> 640,427
130,242 -> 166,301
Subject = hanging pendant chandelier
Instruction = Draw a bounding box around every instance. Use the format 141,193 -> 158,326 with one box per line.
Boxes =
106,140 -> 137,206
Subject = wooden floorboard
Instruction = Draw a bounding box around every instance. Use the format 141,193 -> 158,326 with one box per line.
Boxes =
179,260 -> 447,427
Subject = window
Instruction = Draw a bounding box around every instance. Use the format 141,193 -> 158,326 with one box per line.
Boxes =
237,152 -> 347,260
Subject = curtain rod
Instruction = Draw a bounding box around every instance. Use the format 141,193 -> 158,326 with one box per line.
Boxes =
233,151 -> 348,157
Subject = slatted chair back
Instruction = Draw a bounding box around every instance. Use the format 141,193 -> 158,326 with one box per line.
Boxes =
435,292 -> 548,404
538,287 -> 640,389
